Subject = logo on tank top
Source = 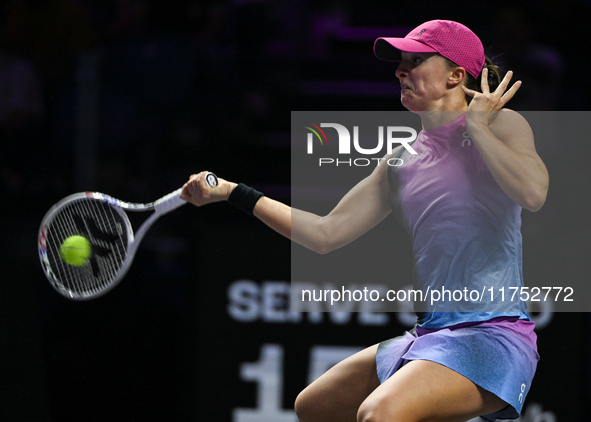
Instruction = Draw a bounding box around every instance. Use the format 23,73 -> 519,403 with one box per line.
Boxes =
461,131 -> 472,147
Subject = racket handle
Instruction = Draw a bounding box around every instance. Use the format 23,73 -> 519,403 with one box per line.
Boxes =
155,188 -> 185,215
205,172 -> 218,188
154,172 -> 218,215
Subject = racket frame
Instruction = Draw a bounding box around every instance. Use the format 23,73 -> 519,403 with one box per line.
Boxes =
38,173 -> 216,300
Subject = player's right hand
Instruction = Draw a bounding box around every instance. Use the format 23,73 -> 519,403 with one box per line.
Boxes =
180,171 -> 237,207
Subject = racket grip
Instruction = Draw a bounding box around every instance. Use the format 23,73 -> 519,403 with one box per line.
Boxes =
154,188 -> 185,215
154,172 -> 218,214
205,172 -> 218,188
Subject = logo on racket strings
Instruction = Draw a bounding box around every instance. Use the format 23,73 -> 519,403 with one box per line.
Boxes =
72,214 -> 122,277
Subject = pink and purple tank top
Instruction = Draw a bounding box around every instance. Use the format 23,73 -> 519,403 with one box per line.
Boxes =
388,113 -> 529,329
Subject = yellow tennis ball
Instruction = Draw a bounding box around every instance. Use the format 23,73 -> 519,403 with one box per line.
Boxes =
59,235 -> 91,267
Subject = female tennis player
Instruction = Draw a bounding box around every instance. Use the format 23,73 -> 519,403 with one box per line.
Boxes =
182,20 -> 548,422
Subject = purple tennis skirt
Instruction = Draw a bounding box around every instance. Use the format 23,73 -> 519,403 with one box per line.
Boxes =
376,317 -> 539,421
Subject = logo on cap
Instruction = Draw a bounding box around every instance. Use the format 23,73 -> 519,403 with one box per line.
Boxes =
417,29 -> 426,36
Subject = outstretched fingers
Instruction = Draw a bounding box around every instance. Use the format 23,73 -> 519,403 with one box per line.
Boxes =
461,84 -> 478,98
498,78 -> 522,108
463,68 -> 522,111
480,67 -> 490,94
494,70 -> 523,107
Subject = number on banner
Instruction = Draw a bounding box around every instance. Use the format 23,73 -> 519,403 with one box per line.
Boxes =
233,344 -> 363,421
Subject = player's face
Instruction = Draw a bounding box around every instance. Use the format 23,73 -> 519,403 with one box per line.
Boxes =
395,52 -> 453,112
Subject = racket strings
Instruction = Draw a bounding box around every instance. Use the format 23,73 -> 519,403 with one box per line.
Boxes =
45,198 -> 129,298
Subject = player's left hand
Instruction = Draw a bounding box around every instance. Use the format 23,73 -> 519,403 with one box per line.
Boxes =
462,68 -> 522,127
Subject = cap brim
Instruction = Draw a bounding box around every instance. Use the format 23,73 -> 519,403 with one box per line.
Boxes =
374,37 -> 437,61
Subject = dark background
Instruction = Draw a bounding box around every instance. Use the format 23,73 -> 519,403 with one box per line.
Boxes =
0,0 -> 589,420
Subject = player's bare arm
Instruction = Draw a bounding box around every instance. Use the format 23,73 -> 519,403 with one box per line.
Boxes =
462,70 -> 549,211
181,152 -> 394,254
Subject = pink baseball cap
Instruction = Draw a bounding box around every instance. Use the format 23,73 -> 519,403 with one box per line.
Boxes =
374,20 -> 485,79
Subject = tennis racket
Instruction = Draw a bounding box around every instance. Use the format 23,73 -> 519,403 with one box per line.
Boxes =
38,172 -> 218,300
